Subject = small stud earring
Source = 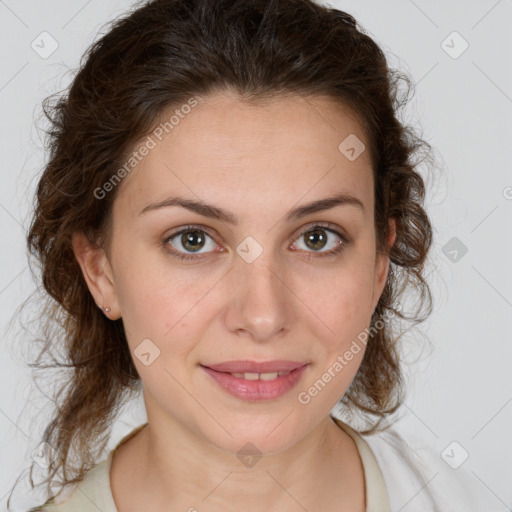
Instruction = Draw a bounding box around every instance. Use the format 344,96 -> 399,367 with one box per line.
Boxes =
104,307 -> 111,313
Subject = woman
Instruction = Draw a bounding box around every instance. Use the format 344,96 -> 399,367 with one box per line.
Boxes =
10,0 -> 487,510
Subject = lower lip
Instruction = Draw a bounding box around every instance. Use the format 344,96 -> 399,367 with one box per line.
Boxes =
201,365 -> 309,402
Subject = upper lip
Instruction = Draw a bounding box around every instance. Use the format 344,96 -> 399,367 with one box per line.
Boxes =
202,360 -> 308,373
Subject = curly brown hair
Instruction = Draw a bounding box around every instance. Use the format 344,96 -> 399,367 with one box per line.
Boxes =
10,0 -> 436,508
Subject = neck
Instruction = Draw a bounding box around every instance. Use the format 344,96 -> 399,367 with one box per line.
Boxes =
111,413 -> 365,511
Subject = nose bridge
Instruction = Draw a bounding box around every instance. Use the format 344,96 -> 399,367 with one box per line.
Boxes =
226,239 -> 294,339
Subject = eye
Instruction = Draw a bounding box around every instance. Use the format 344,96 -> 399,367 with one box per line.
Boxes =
163,223 -> 348,261
291,223 -> 347,257
164,225 -> 221,261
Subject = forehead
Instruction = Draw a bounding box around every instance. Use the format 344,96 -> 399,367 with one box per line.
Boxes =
114,91 -> 374,222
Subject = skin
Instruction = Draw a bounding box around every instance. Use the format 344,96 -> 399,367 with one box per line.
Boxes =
72,90 -> 396,511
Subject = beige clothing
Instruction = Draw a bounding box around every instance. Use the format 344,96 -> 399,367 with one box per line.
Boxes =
38,418 -> 392,511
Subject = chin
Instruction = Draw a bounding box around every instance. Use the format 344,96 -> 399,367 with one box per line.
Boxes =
195,410 -> 314,458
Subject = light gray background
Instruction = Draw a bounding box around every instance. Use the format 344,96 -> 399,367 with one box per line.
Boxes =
1,0 -> 511,510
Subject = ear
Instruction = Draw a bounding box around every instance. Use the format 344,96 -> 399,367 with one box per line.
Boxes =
370,217 -> 396,314
71,231 -> 121,319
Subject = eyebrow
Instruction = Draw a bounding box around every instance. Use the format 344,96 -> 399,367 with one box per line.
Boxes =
138,192 -> 364,224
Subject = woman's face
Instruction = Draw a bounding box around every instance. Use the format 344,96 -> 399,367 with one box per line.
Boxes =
75,91 -> 394,455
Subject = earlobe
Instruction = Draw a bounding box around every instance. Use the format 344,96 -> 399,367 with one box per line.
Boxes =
71,231 -> 120,319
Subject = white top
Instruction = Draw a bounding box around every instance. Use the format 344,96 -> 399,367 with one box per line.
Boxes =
36,417 -> 490,511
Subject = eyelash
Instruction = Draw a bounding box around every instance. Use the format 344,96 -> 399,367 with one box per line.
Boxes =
163,223 -> 349,261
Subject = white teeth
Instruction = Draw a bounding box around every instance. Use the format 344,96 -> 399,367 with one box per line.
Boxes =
259,372 -> 279,381
229,371 -> 289,380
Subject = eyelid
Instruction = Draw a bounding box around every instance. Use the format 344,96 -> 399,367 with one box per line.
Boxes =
165,223 -> 222,244
294,221 -> 348,242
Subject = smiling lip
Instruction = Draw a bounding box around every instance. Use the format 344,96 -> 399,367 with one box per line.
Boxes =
201,360 -> 309,402
204,360 -> 306,373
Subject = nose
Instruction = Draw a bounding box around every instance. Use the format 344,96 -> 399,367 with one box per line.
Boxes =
223,251 -> 296,342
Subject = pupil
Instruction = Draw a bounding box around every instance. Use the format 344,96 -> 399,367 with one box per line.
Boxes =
306,229 -> 327,250
183,230 -> 204,252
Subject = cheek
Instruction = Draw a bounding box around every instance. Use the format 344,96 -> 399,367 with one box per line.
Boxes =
296,270 -> 373,407
297,259 -> 375,343
117,270 -> 203,403
114,252 -> 218,364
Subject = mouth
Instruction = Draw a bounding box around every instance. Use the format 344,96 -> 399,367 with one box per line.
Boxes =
200,360 -> 309,402
227,370 -> 292,381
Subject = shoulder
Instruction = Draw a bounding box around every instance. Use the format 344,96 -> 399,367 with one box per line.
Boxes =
32,453 -> 116,512
32,423 -> 147,511
362,425 -> 492,512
